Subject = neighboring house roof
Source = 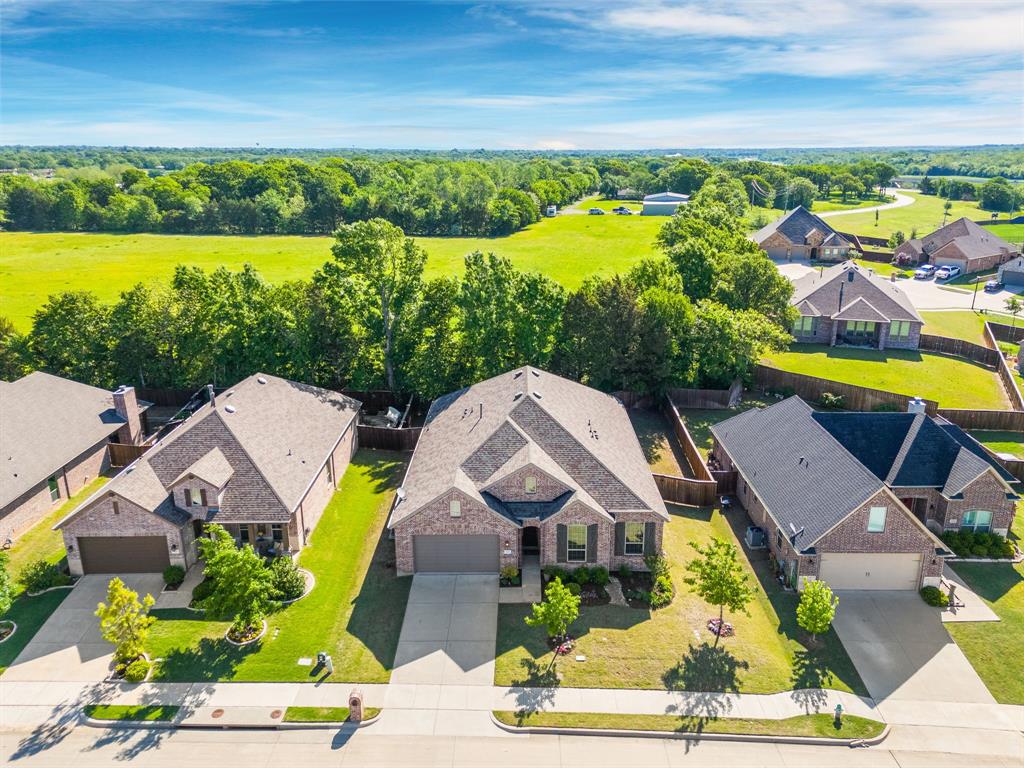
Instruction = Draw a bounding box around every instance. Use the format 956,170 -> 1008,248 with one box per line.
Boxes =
999,255 -> 1024,276
905,218 -> 1017,265
711,397 -> 1013,550
1,372 -> 129,510
790,261 -> 923,324
57,374 -> 360,528
752,206 -> 851,249
643,192 -> 690,203
390,367 -> 669,528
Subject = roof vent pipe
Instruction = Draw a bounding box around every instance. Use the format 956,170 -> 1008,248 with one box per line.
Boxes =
207,383 -> 216,408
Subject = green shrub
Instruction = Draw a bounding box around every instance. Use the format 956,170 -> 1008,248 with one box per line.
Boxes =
543,566 -> 569,584
163,565 -> 185,587
617,564 -> 632,579
994,538 -> 1015,558
920,586 -> 949,607
648,574 -> 674,609
959,531 -> 976,549
122,659 -> 150,683
590,566 -> 610,587
971,544 -> 989,557
190,577 -> 216,604
566,582 -> 582,596
573,567 -> 591,585
974,532 -> 993,549
872,403 -> 900,412
19,560 -> 70,593
270,557 -> 306,601
499,566 -> 519,582
820,392 -> 844,409
644,553 -> 671,579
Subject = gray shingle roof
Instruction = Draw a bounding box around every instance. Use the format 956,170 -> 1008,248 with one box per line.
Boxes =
752,206 -> 850,248
710,397 -> 885,548
390,367 -> 668,527
791,261 -> 923,323
58,374 -> 359,528
1,372 -> 128,509
916,218 -> 1017,265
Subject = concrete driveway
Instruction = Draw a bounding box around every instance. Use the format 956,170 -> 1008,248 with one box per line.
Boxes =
4,573 -> 164,682
389,574 -> 498,686
832,591 -> 994,703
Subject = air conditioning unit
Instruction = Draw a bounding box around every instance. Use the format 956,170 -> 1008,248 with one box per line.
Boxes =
745,526 -> 766,550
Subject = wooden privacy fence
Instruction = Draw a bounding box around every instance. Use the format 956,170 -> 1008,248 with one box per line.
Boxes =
667,379 -> 742,410
663,396 -> 713,482
983,322 -> 1024,411
108,441 -> 154,467
983,320 -> 1024,346
649,392 -> 721,506
357,424 -> 421,451
919,334 -> 1001,367
753,364 -> 939,414
937,408 -> 1024,431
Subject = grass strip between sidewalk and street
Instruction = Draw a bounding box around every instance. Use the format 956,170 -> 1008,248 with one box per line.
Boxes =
84,704 -> 180,722
283,706 -> 381,723
492,711 -> 885,739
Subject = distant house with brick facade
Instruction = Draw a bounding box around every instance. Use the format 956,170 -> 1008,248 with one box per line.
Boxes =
55,374 -> 359,575
711,397 -> 1016,591
388,367 -> 669,575
895,217 -> 1019,274
753,206 -> 853,262
0,372 -> 147,542
789,261 -> 923,350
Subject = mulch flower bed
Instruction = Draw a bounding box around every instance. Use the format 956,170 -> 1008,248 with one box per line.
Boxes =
578,584 -> 610,607
0,621 -> 16,643
225,620 -> 267,646
500,570 -> 522,587
617,572 -> 654,609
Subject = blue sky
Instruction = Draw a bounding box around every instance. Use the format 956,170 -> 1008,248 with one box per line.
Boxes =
2,0 -> 1022,148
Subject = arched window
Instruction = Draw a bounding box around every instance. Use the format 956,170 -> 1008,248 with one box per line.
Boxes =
962,510 -> 992,533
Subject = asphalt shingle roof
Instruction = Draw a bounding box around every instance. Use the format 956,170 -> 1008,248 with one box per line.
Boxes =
390,367 -> 668,527
790,261 -> 923,323
915,218 -> 1017,265
1,372 -> 130,510
752,206 -> 851,248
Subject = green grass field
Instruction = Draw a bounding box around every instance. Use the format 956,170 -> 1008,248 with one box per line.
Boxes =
761,345 -> 1009,409
968,430 -> 1024,458
987,223 -> 1024,244
0,214 -> 663,330
835,191 -> 1021,238
584,198 -> 642,212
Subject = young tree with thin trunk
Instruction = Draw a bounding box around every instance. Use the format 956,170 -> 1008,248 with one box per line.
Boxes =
1005,296 -> 1023,329
525,577 -> 580,641
683,537 -> 754,645
796,580 -> 839,644
95,577 -> 156,663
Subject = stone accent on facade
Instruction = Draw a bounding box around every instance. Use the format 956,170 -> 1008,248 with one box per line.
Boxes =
61,493 -> 193,577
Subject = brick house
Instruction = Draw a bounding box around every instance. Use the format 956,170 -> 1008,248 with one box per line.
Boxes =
710,397 -> 1017,591
388,367 -> 669,575
1,372 -> 148,542
789,261 -> 923,350
753,206 -> 853,262
895,217 -> 1019,274
55,374 -> 359,575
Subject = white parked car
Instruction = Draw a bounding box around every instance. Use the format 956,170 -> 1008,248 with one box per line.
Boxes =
935,265 -> 962,280
913,264 -> 937,279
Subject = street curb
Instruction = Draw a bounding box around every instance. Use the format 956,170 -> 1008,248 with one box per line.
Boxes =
81,710 -> 381,731
488,712 -> 890,747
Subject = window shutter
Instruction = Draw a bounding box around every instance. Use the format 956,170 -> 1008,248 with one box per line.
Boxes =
586,524 -> 598,563
643,522 -> 656,556
614,523 -> 625,556
556,524 -> 567,563
184,488 -> 192,507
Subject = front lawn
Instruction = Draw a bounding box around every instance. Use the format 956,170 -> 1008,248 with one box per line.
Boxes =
946,556 -> 1024,704
493,711 -> 884,739
762,345 -> 1009,410
968,430 -> 1024,459
5,476 -> 109,595
0,589 -> 72,674
146,450 -> 410,682
853,260 -> 902,278
493,504 -> 866,695
84,704 -> 180,722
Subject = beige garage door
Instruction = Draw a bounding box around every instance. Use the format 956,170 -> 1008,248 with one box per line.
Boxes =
78,536 -> 170,574
819,553 -> 921,590
413,534 -> 499,573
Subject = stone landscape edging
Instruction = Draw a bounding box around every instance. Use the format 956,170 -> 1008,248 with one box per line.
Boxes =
279,568 -> 316,605
224,619 -> 267,646
0,620 -> 17,644
25,584 -> 75,597
488,712 -> 890,748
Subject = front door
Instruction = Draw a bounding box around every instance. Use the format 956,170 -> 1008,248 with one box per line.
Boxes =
522,526 -> 539,556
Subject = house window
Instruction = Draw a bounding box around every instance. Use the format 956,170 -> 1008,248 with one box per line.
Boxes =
524,475 -> 538,495
47,477 -> 60,502
962,510 -> 992,533
775,528 -> 784,551
184,488 -> 193,507
112,499 -> 120,515
200,488 -> 208,506
624,522 -> 644,555
239,526 -> 250,544
792,316 -> 815,335
271,524 -> 283,543
867,506 -> 887,533
891,320 -> 911,339
449,499 -> 461,517
567,524 -> 587,562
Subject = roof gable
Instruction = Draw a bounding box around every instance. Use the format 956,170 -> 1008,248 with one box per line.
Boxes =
753,206 -> 848,248
791,261 -> 922,323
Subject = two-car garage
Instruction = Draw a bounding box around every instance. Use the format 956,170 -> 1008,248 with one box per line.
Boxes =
818,552 -> 922,591
412,534 -> 499,573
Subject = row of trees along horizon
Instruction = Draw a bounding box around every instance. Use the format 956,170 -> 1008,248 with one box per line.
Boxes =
0,190 -> 797,400
2,148 -> 1021,237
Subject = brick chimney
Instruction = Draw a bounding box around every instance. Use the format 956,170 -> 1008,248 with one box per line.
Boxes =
113,385 -> 142,445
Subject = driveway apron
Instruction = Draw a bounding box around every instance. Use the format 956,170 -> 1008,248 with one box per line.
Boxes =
389,574 -> 498,687
832,591 -> 994,704
4,574 -> 165,682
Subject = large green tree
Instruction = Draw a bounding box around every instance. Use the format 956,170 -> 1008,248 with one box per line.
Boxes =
197,524 -> 277,636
